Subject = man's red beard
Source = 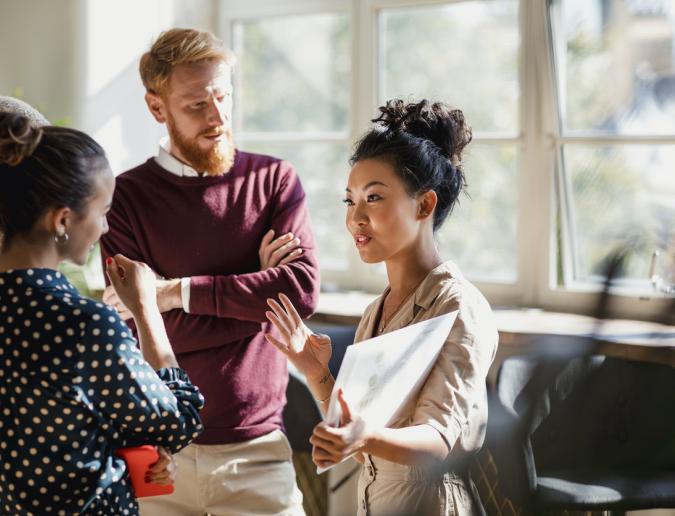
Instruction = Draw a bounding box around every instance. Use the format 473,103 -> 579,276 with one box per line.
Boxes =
166,114 -> 235,176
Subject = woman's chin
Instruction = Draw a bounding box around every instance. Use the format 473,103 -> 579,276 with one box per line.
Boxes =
357,249 -> 384,264
69,254 -> 89,267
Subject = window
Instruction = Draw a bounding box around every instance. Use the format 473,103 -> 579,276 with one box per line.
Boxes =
379,2 -> 520,283
551,0 -> 675,293
231,11 -> 352,271
220,0 -> 674,318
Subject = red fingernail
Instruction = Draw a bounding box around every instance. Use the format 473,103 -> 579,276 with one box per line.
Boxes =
105,257 -> 113,265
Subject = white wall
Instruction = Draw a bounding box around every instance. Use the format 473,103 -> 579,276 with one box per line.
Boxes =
0,0 -> 218,174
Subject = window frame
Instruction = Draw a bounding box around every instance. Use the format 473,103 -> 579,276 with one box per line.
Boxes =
217,0 -> 674,321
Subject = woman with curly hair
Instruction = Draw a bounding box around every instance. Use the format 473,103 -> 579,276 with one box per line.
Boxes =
265,99 -> 498,515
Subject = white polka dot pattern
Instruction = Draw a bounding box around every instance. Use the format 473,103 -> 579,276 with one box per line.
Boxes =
0,269 -> 205,515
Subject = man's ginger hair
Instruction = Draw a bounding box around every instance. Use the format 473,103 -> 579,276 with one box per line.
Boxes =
139,28 -> 236,95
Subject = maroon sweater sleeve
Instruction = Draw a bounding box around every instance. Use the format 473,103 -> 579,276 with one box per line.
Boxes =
100,176 -> 262,354
188,162 -> 320,322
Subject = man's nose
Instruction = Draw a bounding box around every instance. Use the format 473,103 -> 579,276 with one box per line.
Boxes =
207,99 -> 226,126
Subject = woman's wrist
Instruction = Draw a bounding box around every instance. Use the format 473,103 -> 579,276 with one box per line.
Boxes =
132,303 -> 161,322
308,367 -> 334,403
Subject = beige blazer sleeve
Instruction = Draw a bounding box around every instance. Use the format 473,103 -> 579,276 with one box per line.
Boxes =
409,279 -> 498,454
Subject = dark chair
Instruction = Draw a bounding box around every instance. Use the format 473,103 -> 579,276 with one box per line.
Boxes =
489,353 -> 675,514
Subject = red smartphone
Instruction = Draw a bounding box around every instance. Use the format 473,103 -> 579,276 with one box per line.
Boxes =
115,445 -> 174,498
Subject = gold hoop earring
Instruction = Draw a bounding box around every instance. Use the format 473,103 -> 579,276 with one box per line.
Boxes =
54,232 -> 69,245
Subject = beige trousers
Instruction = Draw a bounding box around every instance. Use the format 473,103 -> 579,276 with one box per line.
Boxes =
139,430 -> 305,516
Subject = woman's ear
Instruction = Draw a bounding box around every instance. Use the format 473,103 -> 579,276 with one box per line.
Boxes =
417,190 -> 438,221
44,207 -> 73,237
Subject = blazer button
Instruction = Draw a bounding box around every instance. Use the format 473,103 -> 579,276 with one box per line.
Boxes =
362,499 -> 367,510
368,466 -> 374,477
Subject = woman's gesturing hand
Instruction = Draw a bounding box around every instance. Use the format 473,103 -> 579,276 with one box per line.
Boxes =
105,254 -> 158,318
264,293 -> 332,381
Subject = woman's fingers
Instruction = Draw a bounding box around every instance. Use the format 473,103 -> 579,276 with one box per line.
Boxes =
337,388 -> 353,425
102,285 -> 118,305
312,423 -> 349,453
147,474 -> 173,485
146,447 -> 176,484
264,309 -> 292,340
117,308 -> 134,321
309,432 -> 337,451
148,449 -> 170,473
105,257 -> 124,293
102,286 -> 131,318
265,298 -> 294,332
278,293 -> 303,328
313,422 -> 345,441
264,333 -> 289,354
312,445 -> 340,463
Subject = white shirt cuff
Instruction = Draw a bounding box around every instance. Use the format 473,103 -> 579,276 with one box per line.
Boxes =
181,277 -> 191,313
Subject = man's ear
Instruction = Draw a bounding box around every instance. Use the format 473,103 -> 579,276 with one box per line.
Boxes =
417,190 -> 438,221
145,92 -> 167,123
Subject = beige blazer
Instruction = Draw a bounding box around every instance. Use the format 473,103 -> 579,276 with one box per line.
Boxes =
353,261 -> 498,516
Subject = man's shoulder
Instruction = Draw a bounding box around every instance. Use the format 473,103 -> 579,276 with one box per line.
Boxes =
116,158 -> 157,183
234,149 -> 294,176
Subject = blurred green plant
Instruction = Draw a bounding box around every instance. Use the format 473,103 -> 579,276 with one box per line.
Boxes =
58,244 -> 105,300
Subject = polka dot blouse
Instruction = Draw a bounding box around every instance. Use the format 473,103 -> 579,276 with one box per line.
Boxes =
0,269 -> 205,515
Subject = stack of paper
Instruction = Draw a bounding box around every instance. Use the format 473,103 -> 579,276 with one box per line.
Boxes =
318,311 -> 458,473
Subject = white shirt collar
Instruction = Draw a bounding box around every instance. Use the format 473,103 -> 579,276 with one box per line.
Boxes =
155,136 -> 202,177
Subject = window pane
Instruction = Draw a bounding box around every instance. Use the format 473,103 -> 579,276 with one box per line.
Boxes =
379,1 -> 519,134
238,142 -> 351,271
563,144 -> 675,283
232,13 -> 350,133
437,144 -> 519,282
553,0 -> 675,134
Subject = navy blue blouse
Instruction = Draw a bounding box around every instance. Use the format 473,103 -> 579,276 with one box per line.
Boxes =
0,268 -> 204,515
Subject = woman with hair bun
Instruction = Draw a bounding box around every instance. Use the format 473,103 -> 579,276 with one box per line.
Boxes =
266,99 -> 498,515
0,113 -> 204,515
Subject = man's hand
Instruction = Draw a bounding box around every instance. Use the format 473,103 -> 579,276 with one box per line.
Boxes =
259,229 -> 303,270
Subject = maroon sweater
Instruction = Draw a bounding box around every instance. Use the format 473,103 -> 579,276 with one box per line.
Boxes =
101,151 -> 320,444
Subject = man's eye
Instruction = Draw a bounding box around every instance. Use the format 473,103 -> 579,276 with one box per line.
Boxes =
367,194 -> 382,202
342,198 -> 354,206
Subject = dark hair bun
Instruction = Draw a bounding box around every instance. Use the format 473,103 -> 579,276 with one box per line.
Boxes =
374,99 -> 472,169
0,112 -> 43,167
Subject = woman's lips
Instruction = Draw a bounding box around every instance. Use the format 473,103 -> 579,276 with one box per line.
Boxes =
354,234 -> 372,248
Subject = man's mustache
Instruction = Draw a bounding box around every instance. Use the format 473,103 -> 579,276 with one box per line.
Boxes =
199,128 -> 228,138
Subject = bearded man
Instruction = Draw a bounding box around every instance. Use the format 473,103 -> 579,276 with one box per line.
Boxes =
100,28 -> 318,516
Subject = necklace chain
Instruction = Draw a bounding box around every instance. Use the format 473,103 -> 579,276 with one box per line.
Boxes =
378,280 -> 423,334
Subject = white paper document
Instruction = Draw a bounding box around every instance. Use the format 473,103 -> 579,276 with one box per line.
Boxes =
317,311 -> 459,474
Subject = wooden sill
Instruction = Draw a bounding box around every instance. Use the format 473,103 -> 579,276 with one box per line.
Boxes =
312,292 -> 675,369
